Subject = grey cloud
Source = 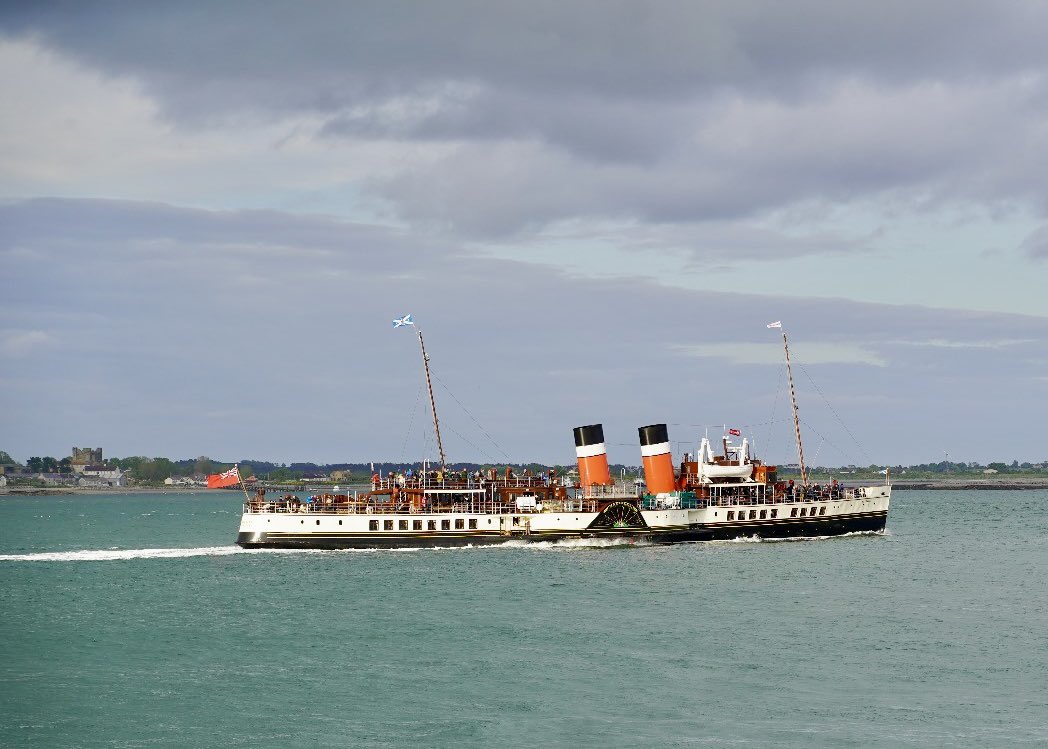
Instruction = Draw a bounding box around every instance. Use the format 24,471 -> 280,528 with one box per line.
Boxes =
1021,225 -> 1048,260
6,3 -> 1048,239
5,2 -> 1048,108
3,197 -> 1047,465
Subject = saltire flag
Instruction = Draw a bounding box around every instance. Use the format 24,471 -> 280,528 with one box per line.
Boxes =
728,428 -> 742,436
392,314 -> 415,328
207,466 -> 240,489
766,321 -> 782,329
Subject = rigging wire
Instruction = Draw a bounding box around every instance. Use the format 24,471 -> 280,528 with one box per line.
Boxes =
797,418 -> 851,467
398,383 -> 425,465
441,423 -> 503,464
432,373 -> 513,463
795,362 -> 874,465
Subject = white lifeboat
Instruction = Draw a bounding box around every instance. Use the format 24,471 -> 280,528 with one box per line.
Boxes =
696,436 -> 754,481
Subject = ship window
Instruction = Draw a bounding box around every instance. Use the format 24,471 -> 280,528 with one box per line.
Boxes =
427,519 -> 436,530
770,509 -> 778,519
316,519 -> 320,525
819,506 -> 827,516
749,510 -> 757,520
759,510 -> 767,519
399,519 -> 408,530
338,519 -> 342,525
455,518 -> 464,529
513,516 -> 520,526
487,519 -> 492,525
799,507 -> 807,517
469,519 -> 477,529
369,519 -> 378,531
727,511 -> 735,521
413,519 -> 422,530
790,508 -> 798,518
383,519 -> 393,530
441,519 -> 451,530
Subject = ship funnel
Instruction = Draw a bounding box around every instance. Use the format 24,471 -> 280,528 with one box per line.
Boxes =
573,424 -> 611,487
639,423 -> 676,494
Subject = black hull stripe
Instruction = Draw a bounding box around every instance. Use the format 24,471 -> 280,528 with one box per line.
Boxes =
238,512 -> 887,549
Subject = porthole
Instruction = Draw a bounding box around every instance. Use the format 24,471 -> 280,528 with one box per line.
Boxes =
338,520 -> 342,525
316,519 -> 320,525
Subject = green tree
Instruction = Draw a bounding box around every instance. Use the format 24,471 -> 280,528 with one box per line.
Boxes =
194,456 -> 217,477
0,450 -> 17,466
26,457 -> 43,473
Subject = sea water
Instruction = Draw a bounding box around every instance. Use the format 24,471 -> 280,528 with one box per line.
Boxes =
1,490 -> 1046,748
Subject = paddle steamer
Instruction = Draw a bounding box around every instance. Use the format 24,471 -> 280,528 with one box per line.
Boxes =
235,320 -> 890,549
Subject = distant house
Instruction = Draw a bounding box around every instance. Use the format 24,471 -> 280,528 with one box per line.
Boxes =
164,477 -> 201,487
982,468 -> 999,475
80,464 -> 125,486
0,475 -> 7,488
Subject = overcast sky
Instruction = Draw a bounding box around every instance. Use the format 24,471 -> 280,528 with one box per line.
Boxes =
3,2 -> 1047,468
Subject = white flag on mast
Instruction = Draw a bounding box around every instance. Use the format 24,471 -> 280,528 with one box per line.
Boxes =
766,321 -> 782,328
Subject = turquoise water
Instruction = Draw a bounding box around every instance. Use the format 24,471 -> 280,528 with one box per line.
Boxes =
1,490 -> 1046,747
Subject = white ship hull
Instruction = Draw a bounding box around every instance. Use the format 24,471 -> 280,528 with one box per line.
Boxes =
236,487 -> 890,549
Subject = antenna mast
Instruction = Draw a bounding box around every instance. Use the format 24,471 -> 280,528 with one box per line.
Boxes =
415,326 -> 446,467
780,326 -> 808,488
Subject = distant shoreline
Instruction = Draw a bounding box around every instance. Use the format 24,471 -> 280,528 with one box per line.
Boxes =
3,478 -> 1048,496
890,479 -> 1048,490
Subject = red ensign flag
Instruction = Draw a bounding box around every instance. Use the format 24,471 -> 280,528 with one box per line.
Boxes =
728,428 -> 742,436
207,466 -> 240,489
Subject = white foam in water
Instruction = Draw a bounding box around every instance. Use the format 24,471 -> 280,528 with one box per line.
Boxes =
0,546 -> 277,562
1,531 -> 886,562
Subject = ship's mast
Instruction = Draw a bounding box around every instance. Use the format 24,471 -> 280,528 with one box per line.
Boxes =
415,327 -> 447,468
778,325 -> 808,488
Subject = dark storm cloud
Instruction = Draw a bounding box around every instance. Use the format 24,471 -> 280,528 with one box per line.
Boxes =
3,198 -> 1047,464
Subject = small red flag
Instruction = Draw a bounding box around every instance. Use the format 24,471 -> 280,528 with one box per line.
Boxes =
728,428 -> 742,436
207,466 -> 240,489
